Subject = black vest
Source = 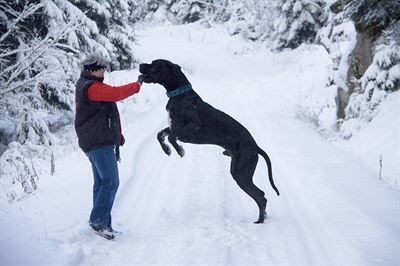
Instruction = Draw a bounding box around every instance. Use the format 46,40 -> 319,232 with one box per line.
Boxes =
74,72 -> 119,153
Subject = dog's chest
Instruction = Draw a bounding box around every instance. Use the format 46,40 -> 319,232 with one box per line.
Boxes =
166,99 -> 188,129
167,111 -> 172,128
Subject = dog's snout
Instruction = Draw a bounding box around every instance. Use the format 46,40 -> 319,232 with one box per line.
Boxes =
139,63 -> 150,74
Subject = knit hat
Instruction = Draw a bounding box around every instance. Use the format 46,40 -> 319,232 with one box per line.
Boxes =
81,53 -> 109,72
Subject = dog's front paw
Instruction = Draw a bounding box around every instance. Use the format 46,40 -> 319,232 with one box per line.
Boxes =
177,146 -> 185,157
161,144 -> 171,156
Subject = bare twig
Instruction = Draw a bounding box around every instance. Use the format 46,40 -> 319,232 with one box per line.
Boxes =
194,0 -> 227,10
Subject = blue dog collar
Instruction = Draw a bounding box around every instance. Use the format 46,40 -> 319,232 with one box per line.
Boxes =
167,84 -> 193,98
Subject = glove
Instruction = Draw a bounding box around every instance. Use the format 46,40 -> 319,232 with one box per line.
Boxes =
120,134 -> 125,146
137,75 -> 144,85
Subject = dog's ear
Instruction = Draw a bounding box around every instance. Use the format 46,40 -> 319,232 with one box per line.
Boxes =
167,62 -> 181,74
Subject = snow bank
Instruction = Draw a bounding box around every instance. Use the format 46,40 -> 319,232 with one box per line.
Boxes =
338,91 -> 400,189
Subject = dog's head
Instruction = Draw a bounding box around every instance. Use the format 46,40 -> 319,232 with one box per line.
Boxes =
139,59 -> 188,90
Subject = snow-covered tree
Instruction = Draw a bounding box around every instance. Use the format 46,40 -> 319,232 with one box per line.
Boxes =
343,0 -> 400,35
68,0 -> 137,69
137,0 -> 224,24
129,0 -> 155,23
341,0 -> 400,94
223,0 -> 273,41
135,0 -> 275,42
299,7 -> 357,132
301,0 -> 400,138
167,0 -> 209,23
341,20 -> 400,137
0,0 -> 78,201
330,0 -> 400,137
272,0 -> 327,49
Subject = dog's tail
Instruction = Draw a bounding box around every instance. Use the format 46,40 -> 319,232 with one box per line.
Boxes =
257,146 -> 280,196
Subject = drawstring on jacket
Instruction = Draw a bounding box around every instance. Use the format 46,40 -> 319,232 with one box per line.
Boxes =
110,105 -> 121,162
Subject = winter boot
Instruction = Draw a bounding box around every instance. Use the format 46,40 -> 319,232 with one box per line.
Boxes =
91,225 -> 115,240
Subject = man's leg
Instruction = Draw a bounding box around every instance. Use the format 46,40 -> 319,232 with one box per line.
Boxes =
90,162 -> 102,207
86,145 -> 119,230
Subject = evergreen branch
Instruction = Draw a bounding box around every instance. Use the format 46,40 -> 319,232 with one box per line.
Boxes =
0,1 -> 44,43
303,0 -> 324,10
0,72 -> 45,96
0,18 -> 82,96
193,0 -> 227,10
53,43 -> 80,54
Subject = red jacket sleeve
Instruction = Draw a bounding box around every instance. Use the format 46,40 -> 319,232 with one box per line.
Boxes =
87,82 -> 141,102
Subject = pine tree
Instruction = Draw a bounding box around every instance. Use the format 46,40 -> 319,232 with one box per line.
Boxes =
68,0 -> 137,70
343,0 -> 400,35
224,0 -> 273,41
156,0 -> 222,24
130,0 -> 275,42
167,0 -> 205,23
272,0 -> 327,49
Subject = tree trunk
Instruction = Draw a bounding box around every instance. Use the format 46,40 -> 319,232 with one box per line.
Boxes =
336,31 -> 374,119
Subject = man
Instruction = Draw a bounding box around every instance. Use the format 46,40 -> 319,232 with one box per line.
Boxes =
74,54 -> 143,240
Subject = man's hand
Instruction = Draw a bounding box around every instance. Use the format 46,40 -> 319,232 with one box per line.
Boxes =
137,75 -> 144,85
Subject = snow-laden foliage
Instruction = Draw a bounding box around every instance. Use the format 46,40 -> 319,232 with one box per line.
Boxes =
300,1 -> 399,139
131,0 -> 217,24
299,9 -> 356,133
135,0 -> 275,43
0,1 -> 78,200
341,21 -> 400,138
343,0 -> 400,33
0,0 -> 137,202
167,0 -> 212,23
69,0 -> 137,69
318,11 -> 356,93
224,0 -> 274,41
272,0 -> 327,49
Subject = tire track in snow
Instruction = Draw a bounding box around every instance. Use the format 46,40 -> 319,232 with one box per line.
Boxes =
115,133 -> 164,226
266,146 -> 367,265
59,104 -> 167,265
215,150 -> 283,265
81,144 -> 229,264
252,108 -> 398,265
88,143 -> 270,265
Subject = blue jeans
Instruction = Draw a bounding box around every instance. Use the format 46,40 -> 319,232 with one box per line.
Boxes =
85,145 -> 119,230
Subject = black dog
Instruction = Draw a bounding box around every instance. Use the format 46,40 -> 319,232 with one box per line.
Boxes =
139,59 -> 279,223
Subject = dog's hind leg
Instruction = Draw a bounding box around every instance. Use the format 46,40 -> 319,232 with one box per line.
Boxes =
230,152 -> 267,224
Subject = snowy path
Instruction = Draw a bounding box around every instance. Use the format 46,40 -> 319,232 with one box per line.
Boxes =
1,23 -> 399,265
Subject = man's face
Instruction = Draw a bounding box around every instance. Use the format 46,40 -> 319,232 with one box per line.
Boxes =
91,68 -> 106,78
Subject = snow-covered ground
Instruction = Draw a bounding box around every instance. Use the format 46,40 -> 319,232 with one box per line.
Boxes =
1,23 -> 399,265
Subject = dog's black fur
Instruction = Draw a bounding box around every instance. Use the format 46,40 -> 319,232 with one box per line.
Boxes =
139,59 -> 279,223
